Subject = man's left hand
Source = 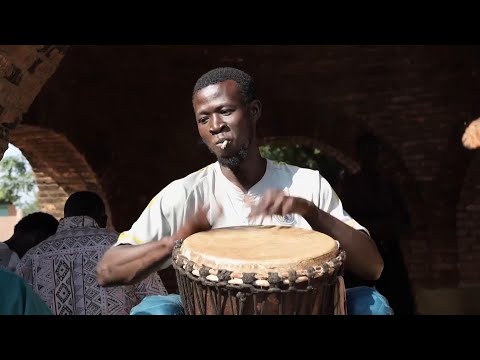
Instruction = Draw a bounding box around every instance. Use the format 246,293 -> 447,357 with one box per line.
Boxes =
249,189 -> 313,219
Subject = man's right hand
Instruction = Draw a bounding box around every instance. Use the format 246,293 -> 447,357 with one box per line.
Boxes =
97,205 -> 219,287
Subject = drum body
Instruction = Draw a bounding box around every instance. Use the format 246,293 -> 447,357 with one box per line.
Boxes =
172,226 -> 346,315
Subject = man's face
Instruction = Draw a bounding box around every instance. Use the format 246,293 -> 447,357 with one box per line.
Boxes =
193,80 -> 257,168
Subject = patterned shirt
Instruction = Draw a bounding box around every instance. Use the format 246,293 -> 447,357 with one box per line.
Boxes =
16,216 -> 167,315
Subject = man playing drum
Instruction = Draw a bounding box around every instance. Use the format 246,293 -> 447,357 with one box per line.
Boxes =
97,67 -> 393,315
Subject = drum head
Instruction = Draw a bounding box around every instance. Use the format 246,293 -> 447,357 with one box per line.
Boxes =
179,225 -> 338,275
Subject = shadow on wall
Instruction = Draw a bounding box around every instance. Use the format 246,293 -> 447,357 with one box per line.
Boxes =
337,132 -> 417,315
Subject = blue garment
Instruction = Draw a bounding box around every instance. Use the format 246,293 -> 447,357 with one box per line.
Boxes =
130,286 -> 393,315
346,286 -> 394,315
0,268 -> 52,315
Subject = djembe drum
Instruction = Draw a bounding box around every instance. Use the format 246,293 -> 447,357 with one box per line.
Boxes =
172,226 -> 347,315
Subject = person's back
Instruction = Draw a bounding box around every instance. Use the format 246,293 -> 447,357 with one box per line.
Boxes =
0,268 -> 51,315
16,192 -> 167,315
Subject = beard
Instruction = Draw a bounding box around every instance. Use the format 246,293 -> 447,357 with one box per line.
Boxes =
218,145 -> 249,169
201,139 -> 250,169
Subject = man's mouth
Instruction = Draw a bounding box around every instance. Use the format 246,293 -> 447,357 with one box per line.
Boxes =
216,139 -> 231,149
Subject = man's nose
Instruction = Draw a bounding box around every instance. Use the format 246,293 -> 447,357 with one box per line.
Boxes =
209,115 -> 226,135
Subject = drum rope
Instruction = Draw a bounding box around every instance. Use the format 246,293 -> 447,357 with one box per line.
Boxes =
172,244 -> 346,315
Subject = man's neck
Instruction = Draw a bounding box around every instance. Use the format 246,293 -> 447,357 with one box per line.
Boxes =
220,147 -> 266,193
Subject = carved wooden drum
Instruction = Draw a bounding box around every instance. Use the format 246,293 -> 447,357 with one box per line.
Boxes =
172,226 -> 347,315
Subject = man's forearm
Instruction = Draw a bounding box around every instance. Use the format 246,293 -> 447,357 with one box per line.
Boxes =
302,203 -> 384,280
97,238 -> 174,287
97,206 -> 214,287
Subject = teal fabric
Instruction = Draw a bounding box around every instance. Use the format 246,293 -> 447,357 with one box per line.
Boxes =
0,268 -> 52,315
130,294 -> 184,315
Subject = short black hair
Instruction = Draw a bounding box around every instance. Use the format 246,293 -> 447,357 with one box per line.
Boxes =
193,67 -> 257,104
15,212 -> 59,237
64,191 -> 106,219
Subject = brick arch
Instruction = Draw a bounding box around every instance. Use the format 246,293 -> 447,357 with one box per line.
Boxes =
456,152 -> 480,287
0,45 -> 67,159
9,125 -> 113,227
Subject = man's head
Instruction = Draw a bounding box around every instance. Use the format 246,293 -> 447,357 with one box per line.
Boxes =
64,191 -> 107,228
192,67 -> 262,169
6,212 -> 59,258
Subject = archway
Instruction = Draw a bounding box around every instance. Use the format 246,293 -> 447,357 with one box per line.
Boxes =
9,125 -> 113,227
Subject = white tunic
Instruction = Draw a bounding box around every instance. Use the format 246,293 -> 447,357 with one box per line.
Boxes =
116,159 -> 368,270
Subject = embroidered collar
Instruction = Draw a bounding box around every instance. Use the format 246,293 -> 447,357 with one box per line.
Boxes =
57,216 -> 100,231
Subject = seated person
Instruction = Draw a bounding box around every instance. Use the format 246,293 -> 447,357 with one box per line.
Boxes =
16,191 -> 168,315
1,212 -> 58,271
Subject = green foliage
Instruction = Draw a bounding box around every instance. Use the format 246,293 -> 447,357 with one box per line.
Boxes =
0,155 -> 38,214
20,195 -> 39,216
259,144 -> 345,186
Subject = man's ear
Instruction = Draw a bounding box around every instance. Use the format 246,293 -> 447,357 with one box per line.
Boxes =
250,99 -> 262,123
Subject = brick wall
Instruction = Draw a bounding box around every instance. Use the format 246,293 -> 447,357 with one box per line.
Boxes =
7,45 -> 480,291
34,170 -> 69,220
